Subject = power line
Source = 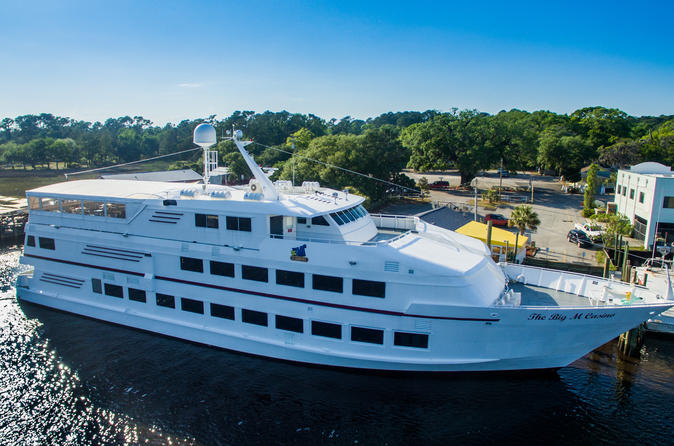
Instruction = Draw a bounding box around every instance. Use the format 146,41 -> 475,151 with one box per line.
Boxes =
64,147 -> 202,179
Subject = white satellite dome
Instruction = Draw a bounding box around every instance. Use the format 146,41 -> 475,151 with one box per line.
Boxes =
193,123 -> 217,148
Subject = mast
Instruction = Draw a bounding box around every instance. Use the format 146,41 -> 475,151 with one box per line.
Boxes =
227,129 -> 279,201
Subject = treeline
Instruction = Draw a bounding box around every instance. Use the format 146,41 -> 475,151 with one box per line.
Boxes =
0,107 -> 672,201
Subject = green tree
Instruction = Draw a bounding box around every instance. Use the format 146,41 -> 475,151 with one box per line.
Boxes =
583,163 -> 599,213
508,205 -> 541,235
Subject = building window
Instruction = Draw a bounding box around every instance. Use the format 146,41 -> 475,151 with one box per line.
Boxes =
312,274 -> 343,293
242,265 -> 268,282
622,187 -> 626,196
26,235 -> 35,247
128,288 -> 146,302
38,237 -> 55,250
311,216 -> 329,226
210,303 -> 235,320
312,321 -> 341,339
664,197 -> 674,209
226,216 -> 252,232
639,192 -> 645,203
276,269 -> 304,287
180,256 -> 203,273
181,297 -> 204,314
629,189 -> 635,199
352,279 -> 385,298
92,278 -> 102,294
210,260 -> 235,277
156,293 -> 175,308
351,326 -> 384,344
195,213 -> 219,228
104,283 -> 123,298
275,315 -> 304,333
242,309 -> 268,326
394,332 -> 429,349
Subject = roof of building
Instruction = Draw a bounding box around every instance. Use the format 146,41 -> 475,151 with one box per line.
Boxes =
626,162 -> 673,176
99,169 -> 203,182
456,220 -> 528,249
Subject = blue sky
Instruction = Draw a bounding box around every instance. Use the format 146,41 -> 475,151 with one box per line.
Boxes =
1,0 -> 673,125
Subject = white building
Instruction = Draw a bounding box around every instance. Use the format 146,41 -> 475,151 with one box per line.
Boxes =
615,162 -> 674,249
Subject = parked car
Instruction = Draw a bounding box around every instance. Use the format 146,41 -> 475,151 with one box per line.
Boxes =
497,168 -> 510,177
573,222 -> 603,241
567,229 -> 593,248
429,180 -> 450,190
485,213 -> 509,226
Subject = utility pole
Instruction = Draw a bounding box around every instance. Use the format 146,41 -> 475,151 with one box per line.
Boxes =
498,157 -> 503,201
530,177 -> 534,203
473,178 -> 478,221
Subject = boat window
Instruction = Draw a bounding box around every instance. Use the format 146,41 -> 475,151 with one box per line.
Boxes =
181,297 -> 204,314
195,213 -> 219,228
297,217 -> 307,224
242,309 -> 268,326
41,198 -> 60,212
312,274 -> 343,293
275,315 -> 304,333
106,202 -> 126,219
345,208 -> 359,221
28,196 -> 40,210
276,269 -> 304,288
83,201 -> 105,216
339,210 -> 354,222
351,326 -> 384,344
156,293 -> 175,308
330,212 -> 345,225
62,199 -> 83,214
242,265 -> 268,282
311,215 -> 329,226
311,321 -> 341,339
91,278 -> 102,294
394,332 -> 429,349
210,260 -> 235,277
128,288 -> 146,302
180,256 -> 203,273
226,216 -> 252,232
38,237 -> 55,250
26,235 -> 35,247
352,279 -> 386,298
104,283 -> 123,298
211,303 -> 235,320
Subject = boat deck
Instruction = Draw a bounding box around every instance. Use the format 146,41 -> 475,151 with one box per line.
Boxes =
512,283 -> 596,307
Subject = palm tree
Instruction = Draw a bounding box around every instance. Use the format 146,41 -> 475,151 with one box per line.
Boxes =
509,205 -> 541,235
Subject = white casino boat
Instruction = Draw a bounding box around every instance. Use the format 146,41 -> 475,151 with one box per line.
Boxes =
16,125 -> 674,372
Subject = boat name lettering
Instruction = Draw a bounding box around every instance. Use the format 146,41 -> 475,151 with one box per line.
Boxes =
528,312 -> 616,322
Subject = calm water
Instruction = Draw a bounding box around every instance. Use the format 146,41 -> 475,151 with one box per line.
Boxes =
1,245 -> 673,445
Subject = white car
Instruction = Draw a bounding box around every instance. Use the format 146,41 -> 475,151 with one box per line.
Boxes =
574,222 -> 604,241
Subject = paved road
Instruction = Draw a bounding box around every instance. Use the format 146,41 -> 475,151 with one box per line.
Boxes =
403,170 -> 608,265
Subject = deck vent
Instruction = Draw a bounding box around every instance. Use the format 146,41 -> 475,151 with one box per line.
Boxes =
82,244 -> 145,262
384,261 -> 400,272
40,272 -> 84,289
150,210 -> 183,224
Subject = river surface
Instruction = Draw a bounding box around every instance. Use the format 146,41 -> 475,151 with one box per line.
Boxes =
1,244 -> 673,445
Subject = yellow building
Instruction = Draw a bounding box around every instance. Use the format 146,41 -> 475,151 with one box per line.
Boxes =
456,221 -> 528,263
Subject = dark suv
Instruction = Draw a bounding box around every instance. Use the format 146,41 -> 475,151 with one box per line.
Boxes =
567,229 -> 592,248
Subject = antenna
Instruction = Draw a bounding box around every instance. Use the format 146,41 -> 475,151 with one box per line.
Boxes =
193,123 -> 217,184
224,129 -> 279,201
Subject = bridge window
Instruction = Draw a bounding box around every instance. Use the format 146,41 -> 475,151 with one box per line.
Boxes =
41,198 -> 60,212
311,215 -> 329,226
38,237 -> 55,250
226,216 -> 252,231
106,202 -> 126,219
62,199 -> 83,214
28,196 -> 40,210
83,201 -> 105,216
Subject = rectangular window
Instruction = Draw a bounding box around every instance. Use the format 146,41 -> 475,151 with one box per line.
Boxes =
622,187 -> 627,196
38,237 -> 55,250
28,196 -> 40,210
195,213 -> 219,228
242,309 -> 268,326
156,293 -> 175,308
311,215 -> 329,226
210,260 -> 235,277
394,332 -> 429,349
297,217 -> 307,224
275,315 -> 304,333
639,191 -> 645,203
276,269 -> 304,287
226,216 -> 252,231
210,303 -> 235,320
629,189 -> 635,199
181,297 -> 204,314
352,279 -> 386,298
351,326 -> 384,344
128,288 -> 147,303
312,321 -> 341,339
242,265 -> 268,282
92,278 -> 102,294
664,197 -> 674,209
41,198 -> 60,212
106,202 -> 126,219
26,235 -> 35,247
62,199 -> 82,214
180,256 -> 203,273
83,201 -> 105,216
104,283 -> 123,298
312,274 -> 343,293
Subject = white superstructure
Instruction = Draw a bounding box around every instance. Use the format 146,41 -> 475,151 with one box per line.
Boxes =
16,126 -> 674,372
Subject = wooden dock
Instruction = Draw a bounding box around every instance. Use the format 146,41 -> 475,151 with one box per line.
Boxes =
0,196 -> 27,244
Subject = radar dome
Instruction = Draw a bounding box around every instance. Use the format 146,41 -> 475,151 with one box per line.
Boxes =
193,123 -> 217,148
